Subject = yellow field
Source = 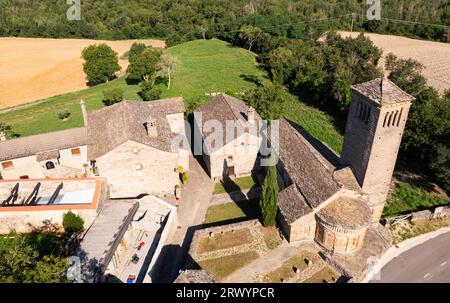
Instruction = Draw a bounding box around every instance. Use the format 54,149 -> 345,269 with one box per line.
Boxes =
0,37 -> 165,109
338,31 -> 450,94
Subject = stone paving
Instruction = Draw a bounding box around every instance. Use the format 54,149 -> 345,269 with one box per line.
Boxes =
153,156 -> 214,282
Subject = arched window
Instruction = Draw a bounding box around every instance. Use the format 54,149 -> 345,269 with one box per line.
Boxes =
45,161 -> 55,170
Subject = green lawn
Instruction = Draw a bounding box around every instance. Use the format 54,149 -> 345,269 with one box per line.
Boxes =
384,181 -> 450,216
213,175 -> 257,195
204,199 -> 261,224
199,251 -> 259,280
0,39 -> 267,138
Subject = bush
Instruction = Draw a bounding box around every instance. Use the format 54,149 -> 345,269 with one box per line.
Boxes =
102,88 -> 124,106
181,172 -> 189,184
62,211 -> 84,234
81,44 -> 121,85
176,165 -> 184,173
57,111 -> 70,120
139,81 -> 162,101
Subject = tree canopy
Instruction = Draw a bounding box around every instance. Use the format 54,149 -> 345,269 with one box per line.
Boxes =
81,44 -> 121,85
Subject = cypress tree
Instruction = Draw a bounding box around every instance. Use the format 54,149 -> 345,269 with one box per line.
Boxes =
260,160 -> 279,227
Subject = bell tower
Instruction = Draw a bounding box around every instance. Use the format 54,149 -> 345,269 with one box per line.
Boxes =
340,76 -> 415,223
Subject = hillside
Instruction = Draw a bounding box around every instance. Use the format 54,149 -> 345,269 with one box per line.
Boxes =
0,38 -> 344,153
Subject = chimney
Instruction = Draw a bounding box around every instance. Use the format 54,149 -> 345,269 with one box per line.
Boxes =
80,99 -> 88,126
247,107 -> 256,124
145,119 -> 158,137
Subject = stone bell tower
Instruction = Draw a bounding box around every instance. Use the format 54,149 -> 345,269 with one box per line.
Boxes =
340,75 -> 415,223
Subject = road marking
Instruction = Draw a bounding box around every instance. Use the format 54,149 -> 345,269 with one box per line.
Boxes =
423,273 -> 430,279
440,261 -> 447,267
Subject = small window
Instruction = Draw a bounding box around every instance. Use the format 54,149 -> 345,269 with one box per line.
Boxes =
45,161 -> 55,170
71,148 -> 81,156
227,155 -> 233,161
19,175 -> 29,180
1,161 -> 13,170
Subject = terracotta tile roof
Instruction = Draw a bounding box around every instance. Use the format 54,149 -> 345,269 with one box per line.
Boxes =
194,94 -> 261,153
0,127 -> 87,162
316,196 -> 371,230
351,76 -> 415,106
86,98 -> 185,159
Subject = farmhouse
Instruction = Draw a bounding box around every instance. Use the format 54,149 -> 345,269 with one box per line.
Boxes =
193,93 -> 262,179
0,97 -> 190,198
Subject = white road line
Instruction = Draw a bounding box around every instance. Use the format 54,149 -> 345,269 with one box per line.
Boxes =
423,273 -> 430,279
440,261 -> 447,267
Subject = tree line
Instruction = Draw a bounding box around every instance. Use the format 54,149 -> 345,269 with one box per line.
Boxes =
0,0 -> 448,44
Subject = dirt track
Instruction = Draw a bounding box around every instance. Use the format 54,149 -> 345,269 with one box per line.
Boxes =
0,37 -> 165,109
338,31 -> 450,94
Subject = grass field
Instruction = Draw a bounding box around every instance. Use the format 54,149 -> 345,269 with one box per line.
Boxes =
203,199 -> 261,225
0,38 -> 344,154
384,181 -> 450,216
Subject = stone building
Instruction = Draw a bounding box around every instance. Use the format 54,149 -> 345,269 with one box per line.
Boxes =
340,75 -> 415,222
274,119 -> 372,255
193,93 -> 262,179
273,76 -> 413,255
0,98 -> 190,199
86,98 -> 190,198
0,128 -> 88,180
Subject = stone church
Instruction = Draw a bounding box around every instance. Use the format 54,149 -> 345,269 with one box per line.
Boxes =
274,75 -> 415,255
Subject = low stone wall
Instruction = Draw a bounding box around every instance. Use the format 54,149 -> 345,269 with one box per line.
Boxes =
0,208 -> 98,234
411,206 -> 450,222
189,220 -> 263,261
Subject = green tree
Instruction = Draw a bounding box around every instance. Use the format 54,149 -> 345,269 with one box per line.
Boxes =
0,232 -> 68,283
126,47 -> 162,84
102,88 -> 124,106
62,211 -> 84,234
243,82 -> 288,121
266,47 -> 293,83
81,44 -> 121,85
239,25 -> 263,52
429,144 -> 450,193
127,42 -> 147,62
139,80 -> 162,101
386,53 -> 427,96
260,157 -> 279,227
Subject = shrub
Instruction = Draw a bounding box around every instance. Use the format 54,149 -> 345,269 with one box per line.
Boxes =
181,172 -> 189,184
57,111 -> 70,120
102,88 -> 124,106
176,165 -> 184,173
139,81 -> 162,101
62,211 -> 84,234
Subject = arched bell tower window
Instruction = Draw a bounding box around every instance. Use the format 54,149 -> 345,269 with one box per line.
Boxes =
45,161 -> 55,170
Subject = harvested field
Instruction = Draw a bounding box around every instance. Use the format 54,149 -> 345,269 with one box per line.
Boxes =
0,37 -> 165,109
337,31 -> 450,94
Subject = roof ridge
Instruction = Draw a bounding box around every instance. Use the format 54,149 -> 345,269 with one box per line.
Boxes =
220,94 -> 242,121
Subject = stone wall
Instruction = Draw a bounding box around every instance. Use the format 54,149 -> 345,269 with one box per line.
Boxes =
0,145 -> 88,180
315,218 -> 367,255
0,208 -> 98,234
96,141 -> 188,198
341,91 -> 412,223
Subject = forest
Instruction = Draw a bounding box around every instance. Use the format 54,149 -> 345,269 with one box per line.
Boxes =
0,0 -> 448,44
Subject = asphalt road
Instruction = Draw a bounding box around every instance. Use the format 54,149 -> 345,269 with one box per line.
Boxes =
371,231 -> 450,283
